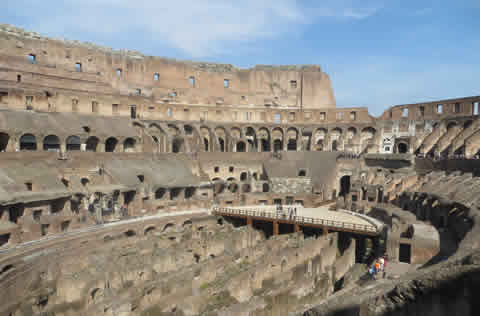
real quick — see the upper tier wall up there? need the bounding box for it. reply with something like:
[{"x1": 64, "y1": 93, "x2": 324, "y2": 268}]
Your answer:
[{"x1": 0, "y1": 24, "x2": 336, "y2": 110}]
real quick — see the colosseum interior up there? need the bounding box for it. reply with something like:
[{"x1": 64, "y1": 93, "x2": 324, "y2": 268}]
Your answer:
[{"x1": 0, "y1": 24, "x2": 480, "y2": 316}]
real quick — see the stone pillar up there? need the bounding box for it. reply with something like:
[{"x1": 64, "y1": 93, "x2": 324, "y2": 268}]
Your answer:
[{"x1": 273, "y1": 221, "x2": 279, "y2": 236}]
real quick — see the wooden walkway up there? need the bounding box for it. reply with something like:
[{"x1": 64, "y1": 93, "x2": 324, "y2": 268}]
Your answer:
[{"x1": 212, "y1": 206, "x2": 380, "y2": 236}]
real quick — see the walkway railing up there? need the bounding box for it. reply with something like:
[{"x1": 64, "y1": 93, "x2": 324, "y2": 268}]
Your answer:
[{"x1": 212, "y1": 206, "x2": 378, "y2": 235}]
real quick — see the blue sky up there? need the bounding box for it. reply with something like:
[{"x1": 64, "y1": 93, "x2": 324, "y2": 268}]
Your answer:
[{"x1": 2, "y1": 0, "x2": 479, "y2": 116}]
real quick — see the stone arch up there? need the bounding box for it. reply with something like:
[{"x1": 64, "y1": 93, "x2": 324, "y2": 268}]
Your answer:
[
  {"x1": 167, "y1": 124, "x2": 181, "y2": 137},
  {"x1": 215, "y1": 127, "x2": 227, "y2": 152},
  {"x1": 230, "y1": 127, "x2": 242, "y2": 140},
  {"x1": 124, "y1": 230, "x2": 136, "y2": 237},
  {"x1": 123, "y1": 137, "x2": 136, "y2": 152},
  {"x1": 19, "y1": 133, "x2": 37, "y2": 151},
  {"x1": 258, "y1": 127, "x2": 271, "y2": 152},
  {"x1": 162, "y1": 223, "x2": 175, "y2": 232},
  {"x1": 314, "y1": 128, "x2": 327, "y2": 151},
  {"x1": 105, "y1": 137, "x2": 118, "y2": 152},
  {"x1": 86, "y1": 136, "x2": 99, "y2": 152},
  {"x1": 272, "y1": 127, "x2": 284, "y2": 152},
  {"x1": 346, "y1": 127, "x2": 357, "y2": 140},
  {"x1": 66, "y1": 135, "x2": 81, "y2": 151},
  {"x1": 262, "y1": 183, "x2": 269, "y2": 192},
  {"x1": 144, "y1": 226, "x2": 156, "y2": 235},
  {"x1": 43, "y1": 135, "x2": 60, "y2": 151},
  {"x1": 287, "y1": 127, "x2": 298, "y2": 151}
]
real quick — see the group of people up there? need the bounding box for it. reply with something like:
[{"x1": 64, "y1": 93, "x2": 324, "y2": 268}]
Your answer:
[
  {"x1": 368, "y1": 256, "x2": 387, "y2": 279},
  {"x1": 275, "y1": 205, "x2": 298, "y2": 220}
]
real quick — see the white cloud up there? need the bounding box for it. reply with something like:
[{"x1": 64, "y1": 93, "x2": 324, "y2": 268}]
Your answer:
[{"x1": 7, "y1": 0, "x2": 381, "y2": 57}]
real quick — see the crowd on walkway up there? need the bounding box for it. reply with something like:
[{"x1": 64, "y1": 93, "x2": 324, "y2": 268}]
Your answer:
[{"x1": 368, "y1": 256, "x2": 387, "y2": 279}]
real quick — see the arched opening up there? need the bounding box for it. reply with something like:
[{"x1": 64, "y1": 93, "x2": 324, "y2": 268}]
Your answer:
[
  {"x1": 204, "y1": 138, "x2": 209, "y2": 151},
  {"x1": 218, "y1": 138, "x2": 225, "y2": 152},
  {"x1": 66, "y1": 135, "x2": 81, "y2": 151},
  {"x1": 398, "y1": 142, "x2": 408, "y2": 154},
  {"x1": 339, "y1": 175, "x2": 350, "y2": 197},
  {"x1": 236, "y1": 141, "x2": 246, "y2": 152},
  {"x1": 105, "y1": 137, "x2": 118, "y2": 152},
  {"x1": 261, "y1": 139, "x2": 270, "y2": 152},
  {"x1": 273, "y1": 139, "x2": 283, "y2": 152},
  {"x1": 228, "y1": 182, "x2": 238, "y2": 193},
  {"x1": 332, "y1": 140, "x2": 338, "y2": 152},
  {"x1": 242, "y1": 184, "x2": 251, "y2": 193},
  {"x1": 316, "y1": 139, "x2": 324, "y2": 151},
  {"x1": 43, "y1": 135, "x2": 60, "y2": 151},
  {"x1": 163, "y1": 223, "x2": 175, "y2": 232},
  {"x1": 240, "y1": 172, "x2": 247, "y2": 181},
  {"x1": 155, "y1": 188, "x2": 166, "y2": 199},
  {"x1": 0, "y1": 133, "x2": 9, "y2": 151},
  {"x1": 172, "y1": 138, "x2": 184, "y2": 153},
  {"x1": 185, "y1": 187, "x2": 196, "y2": 199},
  {"x1": 123, "y1": 138, "x2": 136, "y2": 152},
  {"x1": 124, "y1": 230, "x2": 136, "y2": 237},
  {"x1": 144, "y1": 226, "x2": 156, "y2": 235},
  {"x1": 85, "y1": 136, "x2": 99, "y2": 152},
  {"x1": 20, "y1": 134, "x2": 37, "y2": 151},
  {"x1": 262, "y1": 183, "x2": 269, "y2": 192},
  {"x1": 170, "y1": 188, "x2": 182, "y2": 200},
  {"x1": 287, "y1": 139, "x2": 297, "y2": 151}
]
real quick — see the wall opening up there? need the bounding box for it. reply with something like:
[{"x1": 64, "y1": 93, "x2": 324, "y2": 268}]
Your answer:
[
  {"x1": 224, "y1": 79, "x2": 230, "y2": 88},
  {"x1": 437, "y1": 104, "x2": 443, "y2": 114},
  {"x1": 474, "y1": 102, "x2": 479, "y2": 116},
  {"x1": 287, "y1": 139, "x2": 297, "y2": 151},
  {"x1": 399, "y1": 243, "x2": 411, "y2": 263},
  {"x1": 29, "y1": 54, "x2": 36, "y2": 64},
  {"x1": 298, "y1": 169, "x2": 306, "y2": 177},
  {"x1": 204, "y1": 138, "x2": 209, "y2": 151},
  {"x1": 262, "y1": 183, "x2": 269, "y2": 192},
  {"x1": 0, "y1": 132, "x2": 9, "y2": 152},
  {"x1": 332, "y1": 140, "x2": 338, "y2": 151},
  {"x1": 0, "y1": 233, "x2": 10, "y2": 247},
  {"x1": 189, "y1": 76, "x2": 195, "y2": 87},
  {"x1": 155, "y1": 188, "x2": 165, "y2": 199},
  {"x1": 398, "y1": 142, "x2": 408, "y2": 154},
  {"x1": 123, "y1": 138, "x2": 136, "y2": 152},
  {"x1": 75, "y1": 63, "x2": 82, "y2": 72},
  {"x1": 105, "y1": 137, "x2": 118, "y2": 152},
  {"x1": 86, "y1": 136, "x2": 99, "y2": 152},
  {"x1": 185, "y1": 187, "x2": 195, "y2": 199},
  {"x1": 339, "y1": 175, "x2": 350, "y2": 197},
  {"x1": 261, "y1": 139, "x2": 270, "y2": 152},
  {"x1": 236, "y1": 141, "x2": 246, "y2": 152},
  {"x1": 116, "y1": 68, "x2": 122, "y2": 78},
  {"x1": 43, "y1": 135, "x2": 60, "y2": 151},
  {"x1": 218, "y1": 138, "x2": 225, "y2": 152},
  {"x1": 66, "y1": 135, "x2": 81, "y2": 151},
  {"x1": 170, "y1": 188, "x2": 182, "y2": 200},
  {"x1": 240, "y1": 172, "x2": 247, "y2": 181},
  {"x1": 130, "y1": 105, "x2": 136, "y2": 119},
  {"x1": 154, "y1": 73, "x2": 159, "y2": 81},
  {"x1": 273, "y1": 139, "x2": 282, "y2": 152}
]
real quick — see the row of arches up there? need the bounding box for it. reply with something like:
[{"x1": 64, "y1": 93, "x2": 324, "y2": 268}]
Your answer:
[{"x1": 13, "y1": 133, "x2": 137, "y2": 152}]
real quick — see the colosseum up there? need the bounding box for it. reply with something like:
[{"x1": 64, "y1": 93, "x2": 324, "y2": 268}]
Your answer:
[{"x1": 0, "y1": 24, "x2": 479, "y2": 316}]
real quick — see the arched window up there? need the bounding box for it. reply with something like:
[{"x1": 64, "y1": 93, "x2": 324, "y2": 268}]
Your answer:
[
  {"x1": 155, "y1": 188, "x2": 166, "y2": 199},
  {"x1": 105, "y1": 137, "x2": 118, "y2": 152},
  {"x1": 273, "y1": 139, "x2": 282, "y2": 152},
  {"x1": 86, "y1": 136, "x2": 99, "y2": 152},
  {"x1": 218, "y1": 138, "x2": 225, "y2": 152},
  {"x1": 398, "y1": 143, "x2": 408, "y2": 154},
  {"x1": 43, "y1": 135, "x2": 60, "y2": 151},
  {"x1": 123, "y1": 138, "x2": 136, "y2": 152},
  {"x1": 262, "y1": 183, "x2": 269, "y2": 192},
  {"x1": 20, "y1": 134, "x2": 37, "y2": 151},
  {"x1": 66, "y1": 135, "x2": 81, "y2": 151}
]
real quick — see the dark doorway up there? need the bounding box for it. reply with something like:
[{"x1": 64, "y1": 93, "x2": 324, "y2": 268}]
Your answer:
[
  {"x1": 261, "y1": 139, "x2": 270, "y2": 152},
  {"x1": 398, "y1": 142, "x2": 408, "y2": 154},
  {"x1": 236, "y1": 141, "x2": 246, "y2": 152},
  {"x1": 20, "y1": 134, "x2": 37, "y2": 151},
  {"x1": 130, "y1": 105, "x2": 136, "y2": 119},
  {"x1": 204, "y1": 138, "x2": 209, "y2": 151},
  {"x1": 273, "y1": 139, "x2": 282, "y2": 152},
  {"x1": 287, "y1": 139, "x2": 297, "y2": 151},
  {"x1": 0, "y1": 133, "x2": 9, "y2": 151},
  {"x1": 339, "y1": 176, "x2": 350, "y2": 197},
  {"x1": 399, "y1": 243, "x2": 411, "y2": 263},
  {"x1": 332, "y1": 140, "x2": 338, "y2": 151},
  {"x1": 105, "y1": 137, "x2": 118, "y2": 152},
  {"x1": 218, "y1": 138, "x2": 225, "y2": 152},
  {"x1": 43, "y1": 135, "x2": 60, "y2": 151}
]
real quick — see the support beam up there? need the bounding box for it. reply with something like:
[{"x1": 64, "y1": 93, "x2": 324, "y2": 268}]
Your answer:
[
  {"x1": 294, "y1": 223, "x2": 301, "y2": 233},
  {"x1": 273, "y1": 221, "x2": 279, "y2": 236}
]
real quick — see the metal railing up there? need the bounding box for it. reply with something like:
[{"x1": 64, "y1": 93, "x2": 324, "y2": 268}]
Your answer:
[{"x1": 212, "y1": 206, "x2": 378, "y2": 234}]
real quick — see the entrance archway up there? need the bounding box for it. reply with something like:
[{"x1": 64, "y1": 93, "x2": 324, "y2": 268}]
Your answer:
[
  {"x1": 398, "y1": 142, "x2": 408, "y2": 154},
  {"x1": 43, "y1": 135, "x2": 60, "y2": 151},
  {"x1": 273, "y1": 139, "x2": 282, "y2": 152}
]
